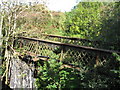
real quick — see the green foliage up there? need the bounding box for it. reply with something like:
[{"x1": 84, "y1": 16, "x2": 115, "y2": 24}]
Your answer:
[
  {"x1": 35, "y1": 53, "x2": 120, "y2": 89},
  {"x1": 0, "y1": 61, "x2": 6, "y2": 76},
  {"x1": 64, "y1": 2, "x2": 120, "y2": 51},
  {"x1": 35, "y1": 59, "x2": 82, "y2": 89},
  {"x1": 40, "y1": 49, "x2": 60, "y2": 59},
  {"x1": 99, "y1": 2, "x2": 120, "y2": 50},
  {"x1": 64, "y1": 2, "x2": 103, "y2": 39},
  {"x1": 1, "y1": 1, "x2": 120, "y2": 89},
  {"x1": 113, "y1": 53, "x2": 120, "y2": 61},
  {"x1": 81, "y1": 53, "x2": 120, "y2": 89},
  {"x1": 111, "y1": 53, "x2": 120, "y2": 76},
  {"x1": 0, "y1": 66, "x2": 4, "y2": 76}
]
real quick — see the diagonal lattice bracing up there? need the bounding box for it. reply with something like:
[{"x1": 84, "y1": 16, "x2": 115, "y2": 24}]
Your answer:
[{"x1": 14, "y1": 36, "x2": 119, "y2": 72}]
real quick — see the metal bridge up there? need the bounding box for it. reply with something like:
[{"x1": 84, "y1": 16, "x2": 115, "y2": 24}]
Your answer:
[
  {"x1": 4, "y1": 34, "x2": 119, "y2": 88},
  {"x1": 13, "y1": 34, "x2": 120, "y2": 70}
]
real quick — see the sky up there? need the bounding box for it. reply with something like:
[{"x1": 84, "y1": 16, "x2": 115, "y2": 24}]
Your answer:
[
  {"x1": 0, "y1": 0, "x2": 119, "y2": 12},
  {"x1": 47, "y1": 0, "x2": 78, "y2": 12},
  {"x1": 0, "y1": 0, "x2": 79, "y2": 12}
]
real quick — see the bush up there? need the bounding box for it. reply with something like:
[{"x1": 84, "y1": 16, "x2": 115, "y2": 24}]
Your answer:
[
  {"x1": 35, "y1": 59, "x2": 81, "y2": 89},
  {"x1": 35, "y1": 53, "x2": 120, "y2": 89}
]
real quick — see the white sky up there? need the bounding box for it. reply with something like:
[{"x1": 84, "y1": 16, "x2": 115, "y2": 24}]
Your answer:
[
  {"x1": 0, "y1": 0, "x2": 78, "y2": 12},
  {"x1": 47, "y1": 0, "x2": 78, "y2": 12},
  {"x1": 1, "y1": 0, "x2": 118, "y2": 12}
]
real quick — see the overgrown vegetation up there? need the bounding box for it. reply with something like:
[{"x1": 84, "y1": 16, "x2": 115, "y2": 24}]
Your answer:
[
  {"x1": 0, "y1": 0, "x2": 120, "y2": 89},
  {"x1": 16, "y1": 4, "x2": 65, "y2": 37},
  {"x1": 35, "y1": 53, "x2": 120, "y2": 89},
  {"x1": 36, "y1": 59, "x2": 81, "y2": 89},
  {"x1": 64, "y1": 2, "x2": 103, "y2": 39},
  {"x1": 64, "y1": 2, "x2": 120, "y2": 50},
  {"x1": 34, "y1": 1, "x2": 120, "y2": 89}
]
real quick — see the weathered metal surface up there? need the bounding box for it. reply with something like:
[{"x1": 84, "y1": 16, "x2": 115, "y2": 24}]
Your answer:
[
  {"x1": 14, "y1": 37, "x2": 120, "y2": 71},
  {"x1": 17, "y1": 36, "x2": 120, "y2": 54},
  {"x1": 21, "y1": 33, "x2": 119, "y2": 51}
]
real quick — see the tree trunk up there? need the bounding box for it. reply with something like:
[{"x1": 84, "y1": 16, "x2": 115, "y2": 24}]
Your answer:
[{"x1": 0, "y1": 15, "x2": 3, "y2": 65}]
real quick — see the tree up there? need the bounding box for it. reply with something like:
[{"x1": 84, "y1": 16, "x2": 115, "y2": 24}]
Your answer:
[
  {"x1": 16, "y1": 4, "x2": 65, "y2": 37},
  {"x1": 64, "y1": 2, "x2": 103, "y2": 39},
  {"x1": 99, "y1": 2, "x2": 120, "y2": 50},
  {"x1": 0, "y1": 3, "x2": 4, "y2": 73},
  {"x1": 0, "y1": 1, "x2": 29, "y2": 84}
]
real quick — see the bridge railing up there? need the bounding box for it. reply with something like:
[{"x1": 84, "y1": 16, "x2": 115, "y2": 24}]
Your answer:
[
  {"x1": 41, "y1": 34, "x2": 120, "y2": 51},
  {"x1": 20, "y1": 33, "x2": 119, "y2": 51},
  {"x1": 14, "y1": 36, "x2": 120, "y2": 70}
]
